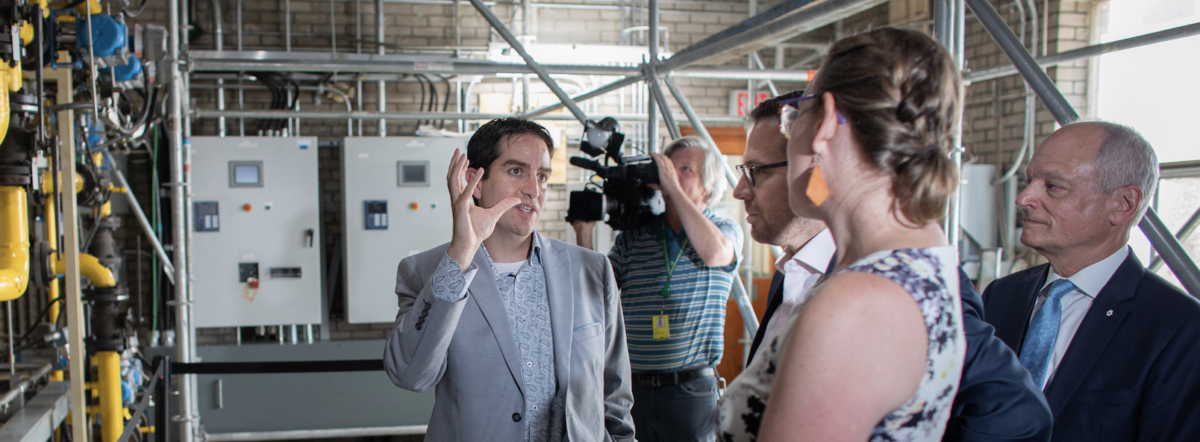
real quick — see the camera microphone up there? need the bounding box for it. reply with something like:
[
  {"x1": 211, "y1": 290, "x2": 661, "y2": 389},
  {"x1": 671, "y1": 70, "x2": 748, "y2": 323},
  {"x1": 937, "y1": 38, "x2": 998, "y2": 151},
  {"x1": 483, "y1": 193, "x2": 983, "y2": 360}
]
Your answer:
[{"x1": 569, "y1": 157, "x2": 608, "y2": 176}]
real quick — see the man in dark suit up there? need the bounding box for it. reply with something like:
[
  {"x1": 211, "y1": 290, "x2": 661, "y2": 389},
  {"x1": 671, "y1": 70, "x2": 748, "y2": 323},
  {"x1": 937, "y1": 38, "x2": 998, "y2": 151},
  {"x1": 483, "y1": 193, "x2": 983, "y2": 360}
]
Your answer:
[
  {"x1": 983, "y1": 121, "x2": 1200, "y2": 441},
  {"x1": 738, "y1": 93, "x2": 1052, "y2": 441}
]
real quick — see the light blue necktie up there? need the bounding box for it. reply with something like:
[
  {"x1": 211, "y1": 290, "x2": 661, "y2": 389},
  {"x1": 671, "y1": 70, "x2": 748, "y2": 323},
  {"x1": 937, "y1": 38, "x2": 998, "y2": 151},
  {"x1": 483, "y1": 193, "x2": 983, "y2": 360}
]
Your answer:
[{"x1": 1019, "y1": 278, "x2": 1078, "y2": 389}]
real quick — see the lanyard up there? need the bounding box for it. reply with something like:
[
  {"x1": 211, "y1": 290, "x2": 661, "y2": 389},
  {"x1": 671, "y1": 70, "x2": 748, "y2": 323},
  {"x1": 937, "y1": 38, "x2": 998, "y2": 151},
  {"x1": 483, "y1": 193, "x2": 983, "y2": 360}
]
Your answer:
[{"x1": 660, "y1": 222, "x2": 690, "y2": 299}]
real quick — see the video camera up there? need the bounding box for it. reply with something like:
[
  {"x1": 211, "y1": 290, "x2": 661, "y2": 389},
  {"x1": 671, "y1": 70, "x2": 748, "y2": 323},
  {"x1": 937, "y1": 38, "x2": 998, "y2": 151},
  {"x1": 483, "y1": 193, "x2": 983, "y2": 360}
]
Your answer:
[{"x1": 565, "y1": 117, "x2": 660, "y2": 231}]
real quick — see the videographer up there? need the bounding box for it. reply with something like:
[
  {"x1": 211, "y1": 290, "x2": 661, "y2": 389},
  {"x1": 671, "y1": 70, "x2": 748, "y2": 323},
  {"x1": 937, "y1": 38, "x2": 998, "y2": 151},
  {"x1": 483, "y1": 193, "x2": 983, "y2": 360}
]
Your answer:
[{"x1": 573, "y1": 136, "x2": 742, "y2": 442}]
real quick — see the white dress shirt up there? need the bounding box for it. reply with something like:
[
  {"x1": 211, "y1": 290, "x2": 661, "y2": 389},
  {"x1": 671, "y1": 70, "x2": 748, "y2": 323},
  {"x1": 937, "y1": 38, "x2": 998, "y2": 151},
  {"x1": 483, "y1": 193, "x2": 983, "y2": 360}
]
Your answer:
[
  {"x1": 1031, "y1": 246, "x2": 1129, "y2": 388},
  {"x1": 761, "y1": 228, "x2": 836, "y2": 350}
]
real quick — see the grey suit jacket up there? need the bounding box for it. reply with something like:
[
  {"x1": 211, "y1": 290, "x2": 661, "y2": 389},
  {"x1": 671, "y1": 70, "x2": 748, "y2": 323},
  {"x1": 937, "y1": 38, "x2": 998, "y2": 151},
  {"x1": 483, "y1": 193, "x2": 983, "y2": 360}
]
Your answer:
[{"x1": 383, "y1": 231, "x2": 636, "y2": 442}]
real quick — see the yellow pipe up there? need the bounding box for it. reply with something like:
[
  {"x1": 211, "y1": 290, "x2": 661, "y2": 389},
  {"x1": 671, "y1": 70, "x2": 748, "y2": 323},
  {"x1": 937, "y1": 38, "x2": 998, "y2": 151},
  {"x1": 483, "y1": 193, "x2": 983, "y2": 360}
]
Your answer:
[
  {"x1": 96, "y1": 351, "x2": 122, "y2": 442},
  {"x1": 31, "y1": 0, "x2": 49, "y2": 17},
  {"x1": 0, "y1": 187, "x2": 30, "y2": 301},
  {"x1": 0, "y1": 58, "x2": 23, "y2": 146},
  {"x1": 41, "y1": 163, "x2": 63, "y2": 381},
  {"x1": 53, "y1": 253, "x2": 116, "y2": 288}
]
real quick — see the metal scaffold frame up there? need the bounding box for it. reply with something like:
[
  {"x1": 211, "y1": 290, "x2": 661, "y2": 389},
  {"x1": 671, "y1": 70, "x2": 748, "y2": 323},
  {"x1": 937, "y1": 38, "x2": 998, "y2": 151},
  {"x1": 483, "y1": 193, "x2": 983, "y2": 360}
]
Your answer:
[{"x1": 159, "y1": 0, "x2": 1200, "y2": 438}]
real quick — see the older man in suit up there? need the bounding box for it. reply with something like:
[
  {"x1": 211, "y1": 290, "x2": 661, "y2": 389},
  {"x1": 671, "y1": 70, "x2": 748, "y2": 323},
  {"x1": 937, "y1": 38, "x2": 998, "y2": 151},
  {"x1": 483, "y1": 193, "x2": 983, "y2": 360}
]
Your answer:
[
  {"x1": 739, "y1": 92, "x2": 1052, "y2": 442},
  {"x1": 383, "y1": 118, "x2": 636, "y2": 442},
  {"x1": 983, "y1": 121, "x2": 1200, "y2": 441}
]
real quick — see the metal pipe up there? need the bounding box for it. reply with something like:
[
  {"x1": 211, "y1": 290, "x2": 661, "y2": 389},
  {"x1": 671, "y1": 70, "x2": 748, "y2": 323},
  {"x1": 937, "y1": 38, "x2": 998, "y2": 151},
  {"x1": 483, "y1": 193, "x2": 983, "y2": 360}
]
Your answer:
[
  {"x1": 110, "y1": 167, "x2": 176, "y2": 280},
  {"x1": 647, "y1": 78, "x2": 679, "y2": 139},
  {"x1": 647, "y1": 0, "x2": 659, "y2": 150},
  {"x1": 237, "y1": 0, "x2": 245, "y2": 134},
  {"x1": 658, "y1": 0, "x2": 884, "y2": 73},
  {"x1": 965, "y1": 0, "x2": 1200, "y2": 299},
  {"x1": 966, "y1": 21, "x2": 1200, "y2": 83},
  {"x1": 195, "y1": 109, "x2": 747, "y2": 123},
  {"x1": 524, "y1": 76, "x2": 639, "y2": 118},
  {"x1": 204, "y1": 426, "x2": 429, "y2": 442},
  {"x1": 0, "y1": 363, "x2": 52, "y2": 410},
  {"x1": 749, "y1": 52, "x2": 779, "y2": 97},
  {"x1": 98, "y1": 351, "x2": 122, "y2": 442},
  {"x1": 1150, "y1": 206, "x2": 1200, "y2": 272},
  {"x1": 933, "y1": 0, "x2": 948, "y2": 47},
  {"x1": 944, "y1": 0, "x2": 964, "y2": 249},
  {"x1": 168, "y1": 0, "x2": 197, "y2": 438},
  {"x1": 376, "y1": 0, "x2": 386, "y2": 136},
  {"x1": 83, "y1": 4, "x2": 100, "y2": 125},
  {"x1": 663, "y1": 77, "x2": 722, "y2": 173},
  {"x1": 285, "y1": 0, "x2": 292, "y2": 52},
  {"x1": 0, "y1": 187, "x2": 29, "y2": 301},
  {"x1": 964, "y1": 0, "x2": 1077, "y2": 123},
  {"x1": 212, "y1": 0, "x2": 225, "y2": 136},
  {"x1": 189, "y1": 52, "x2": 815, "y2": 80},
  {"x1": 6, "y1": 303, "x2": 13, "y2": 381},
  {"x1": 466, "y1": 0, "x2": 590, "y2": 124},
  {"x1": 1141, "y1": 211, "x2": 1200, "y2": 299}
]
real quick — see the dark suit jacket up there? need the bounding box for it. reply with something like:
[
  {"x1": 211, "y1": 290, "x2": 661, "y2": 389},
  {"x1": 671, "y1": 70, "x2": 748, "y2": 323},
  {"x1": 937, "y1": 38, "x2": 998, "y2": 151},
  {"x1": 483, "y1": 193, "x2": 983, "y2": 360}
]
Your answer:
[
  {"x1": 983, "y1": 251, "x2": 1200, "y2": 442},
  {"x1": 747, "y1": 267, "x2": 1052, "y2": 441}
]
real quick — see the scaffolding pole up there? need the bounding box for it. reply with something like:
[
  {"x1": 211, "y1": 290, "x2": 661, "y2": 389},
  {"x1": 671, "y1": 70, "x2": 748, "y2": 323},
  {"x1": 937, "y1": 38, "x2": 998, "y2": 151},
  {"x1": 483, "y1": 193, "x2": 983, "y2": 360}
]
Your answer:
[
  {"x1": 646, "y1": 0, "x2": 660, "y2": 150},
  {"x1": 168, "y1": 0, "x2": 197, "y2": 439},
  {"x1": 966, "y1": 21, "x2": 1200, "y2": 83},
  {"x1": 658, "y1": 0, "x2": 884, "y2": 73},
  {"x1": 964, "y1": 0, "x2": 1200, "y2": 299},
  {"x1": 193, "y1": 109, "x2": 746, "y2": 123},
  {"x1": 466, "y1": 0, "x2": 589, "y2": 124},
  {"x1": 523, "y1": 76, "x2": 641, "y2": 119}
]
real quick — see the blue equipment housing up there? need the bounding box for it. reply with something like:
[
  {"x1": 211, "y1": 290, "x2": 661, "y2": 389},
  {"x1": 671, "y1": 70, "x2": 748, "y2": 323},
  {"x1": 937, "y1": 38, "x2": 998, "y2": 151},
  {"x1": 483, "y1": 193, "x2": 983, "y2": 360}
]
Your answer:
[
  {"x1": 110, "y1": 54, "x2": 142, "y2": 82},
  {"x1": 76, "y1": 14, "x2": 127, "y2": 58}
]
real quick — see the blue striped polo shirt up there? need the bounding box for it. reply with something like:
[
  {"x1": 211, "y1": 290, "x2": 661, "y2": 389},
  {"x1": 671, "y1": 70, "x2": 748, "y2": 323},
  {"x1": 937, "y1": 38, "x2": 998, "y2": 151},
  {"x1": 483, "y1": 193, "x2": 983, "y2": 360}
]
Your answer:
[{"x1": 608, "y1": 211, "x2": 743, "y2": 373}]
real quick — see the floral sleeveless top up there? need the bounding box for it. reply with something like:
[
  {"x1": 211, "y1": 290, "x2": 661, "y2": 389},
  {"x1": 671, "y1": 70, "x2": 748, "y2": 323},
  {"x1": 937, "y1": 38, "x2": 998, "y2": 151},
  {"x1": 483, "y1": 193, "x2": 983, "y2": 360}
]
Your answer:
[{"x1": 715, "y1": 247, "x2": 966, "y2": 441}]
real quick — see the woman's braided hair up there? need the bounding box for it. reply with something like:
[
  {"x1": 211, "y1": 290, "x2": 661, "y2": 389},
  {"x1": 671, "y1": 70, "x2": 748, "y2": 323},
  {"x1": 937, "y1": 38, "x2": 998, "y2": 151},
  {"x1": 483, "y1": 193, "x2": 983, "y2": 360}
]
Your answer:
[{"x1": 810, "y1": 27, "x2": 962, "y2": 226}]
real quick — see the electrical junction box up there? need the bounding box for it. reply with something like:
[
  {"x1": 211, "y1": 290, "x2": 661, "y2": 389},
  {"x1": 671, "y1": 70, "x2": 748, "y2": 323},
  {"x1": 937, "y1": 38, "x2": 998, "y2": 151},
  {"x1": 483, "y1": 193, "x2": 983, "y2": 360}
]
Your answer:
[
  {"x1": 190, "y1": 137, "x2": 322, "y2": 327},
  {"x1": 343, "y1": 137, "x2": 460, "y2": 323},
  {"x1": 364, "y1": 200, "x2": 388, "y2": 230}
]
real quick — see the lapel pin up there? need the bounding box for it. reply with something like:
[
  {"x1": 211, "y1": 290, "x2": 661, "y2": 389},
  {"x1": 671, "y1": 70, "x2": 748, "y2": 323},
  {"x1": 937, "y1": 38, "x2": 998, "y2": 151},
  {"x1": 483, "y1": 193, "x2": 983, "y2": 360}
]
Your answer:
[{"x1": 1107, "y1": 310, "x2": 1114, "y2": 317}]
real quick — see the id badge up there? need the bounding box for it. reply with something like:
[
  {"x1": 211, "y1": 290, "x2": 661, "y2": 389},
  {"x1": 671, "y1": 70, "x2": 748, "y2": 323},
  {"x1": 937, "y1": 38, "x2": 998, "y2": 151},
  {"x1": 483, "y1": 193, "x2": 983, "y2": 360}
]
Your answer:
[{"x1": 652, "y1": 315, "x2": 670, "y2": 340}]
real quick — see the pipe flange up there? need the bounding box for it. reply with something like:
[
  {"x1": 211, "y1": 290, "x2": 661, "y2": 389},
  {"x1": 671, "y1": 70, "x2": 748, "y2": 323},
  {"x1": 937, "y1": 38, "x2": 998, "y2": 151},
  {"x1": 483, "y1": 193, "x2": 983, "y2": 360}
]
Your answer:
[
  {"x1": 9, "y1": 93, "x2": 37, "y2": 114},
  {"x1": 99, "y1": 215, "x2": 122, "y2": 229},
  {"x1": 87, "y1": 337, "x2": 125, "y2": 352},
  {"x1": 29, "y1": 241, "x2": 52, "y2": 290},
  {"x1": 83, "y1": 286, "x2": 129, "y2": 302},
  {"x1": 0, "y1": 173, "x2": 29, "y2": 185},
  {"x1": 75, "y1": 163, "x2": 109, "y2": 207}
]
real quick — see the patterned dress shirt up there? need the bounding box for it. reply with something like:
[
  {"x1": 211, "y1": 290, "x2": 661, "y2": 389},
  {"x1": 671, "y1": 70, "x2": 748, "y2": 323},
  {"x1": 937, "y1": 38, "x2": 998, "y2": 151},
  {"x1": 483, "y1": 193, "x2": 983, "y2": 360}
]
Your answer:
[{"x1": 429, "y1": 236, "x2": 563, "y2": 442}]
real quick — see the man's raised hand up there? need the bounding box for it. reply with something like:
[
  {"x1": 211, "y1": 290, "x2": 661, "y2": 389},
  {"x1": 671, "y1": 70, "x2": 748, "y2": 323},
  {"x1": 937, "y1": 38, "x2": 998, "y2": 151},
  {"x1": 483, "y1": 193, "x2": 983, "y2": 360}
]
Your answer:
[{"x1": 445, "y1": 149, "x2": 520, "y2": 271}]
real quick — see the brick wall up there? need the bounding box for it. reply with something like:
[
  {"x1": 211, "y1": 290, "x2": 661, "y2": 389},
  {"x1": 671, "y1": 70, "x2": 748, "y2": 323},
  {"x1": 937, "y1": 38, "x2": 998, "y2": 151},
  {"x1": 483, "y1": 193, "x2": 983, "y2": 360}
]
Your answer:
[
  {"x1": 105, "y1": 0, "x2": 1099, "y2": 344},
  {"x1": 961, "y1": 0, "x2": 1097, "y2": 170}
]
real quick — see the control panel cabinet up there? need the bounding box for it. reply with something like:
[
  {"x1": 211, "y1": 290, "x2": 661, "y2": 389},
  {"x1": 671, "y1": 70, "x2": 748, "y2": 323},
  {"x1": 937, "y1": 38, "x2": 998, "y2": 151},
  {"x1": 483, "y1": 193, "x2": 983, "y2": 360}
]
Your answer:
[
  {"x1": 190, "y1": 137, "x2": 322, "y2": 327},
  {"x1": 343, "y1": 137, "x2": 459, "y2": 323}
]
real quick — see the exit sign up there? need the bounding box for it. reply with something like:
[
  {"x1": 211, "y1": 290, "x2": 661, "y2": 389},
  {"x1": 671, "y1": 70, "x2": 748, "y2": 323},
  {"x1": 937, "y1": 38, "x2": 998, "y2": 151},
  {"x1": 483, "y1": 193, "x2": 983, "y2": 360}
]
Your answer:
[{"x1": 730, "y1": 91, "x2": 772, "y2": 116}]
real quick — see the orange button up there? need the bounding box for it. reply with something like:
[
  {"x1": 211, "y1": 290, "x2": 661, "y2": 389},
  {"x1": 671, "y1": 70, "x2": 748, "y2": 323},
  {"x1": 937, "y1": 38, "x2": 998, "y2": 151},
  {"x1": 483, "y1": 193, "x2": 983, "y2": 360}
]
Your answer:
[
  {"x1": 243, "y1": 204, "x2": 252, "y2": 212},
  {"x1": 409, "y1": 202, "x2": 419, "y2": 211}
]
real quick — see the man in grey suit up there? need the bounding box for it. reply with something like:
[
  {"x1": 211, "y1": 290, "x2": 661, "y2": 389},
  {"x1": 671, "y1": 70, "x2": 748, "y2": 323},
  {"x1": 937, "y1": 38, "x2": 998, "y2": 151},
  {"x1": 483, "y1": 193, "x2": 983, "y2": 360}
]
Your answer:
[{"x1": 384, "y1": 118, "x2": 636, "y2": 442}]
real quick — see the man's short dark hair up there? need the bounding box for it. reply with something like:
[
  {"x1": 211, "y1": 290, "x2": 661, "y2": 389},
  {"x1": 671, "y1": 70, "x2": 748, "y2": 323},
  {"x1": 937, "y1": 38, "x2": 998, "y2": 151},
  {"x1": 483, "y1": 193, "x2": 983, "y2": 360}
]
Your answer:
[
  {"x1": 747, "y1": 90, "x2": 807, "y2": 123},
  {"x1": 467, "y1": 118, "x2": 556, "y2": 178}
]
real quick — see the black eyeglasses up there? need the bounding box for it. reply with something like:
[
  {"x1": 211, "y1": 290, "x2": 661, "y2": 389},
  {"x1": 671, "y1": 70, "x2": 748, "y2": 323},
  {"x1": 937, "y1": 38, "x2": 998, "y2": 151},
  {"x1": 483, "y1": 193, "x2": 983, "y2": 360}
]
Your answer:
[{"x1": 735, "y1": 161, "x2": 787, "y2": 188}]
